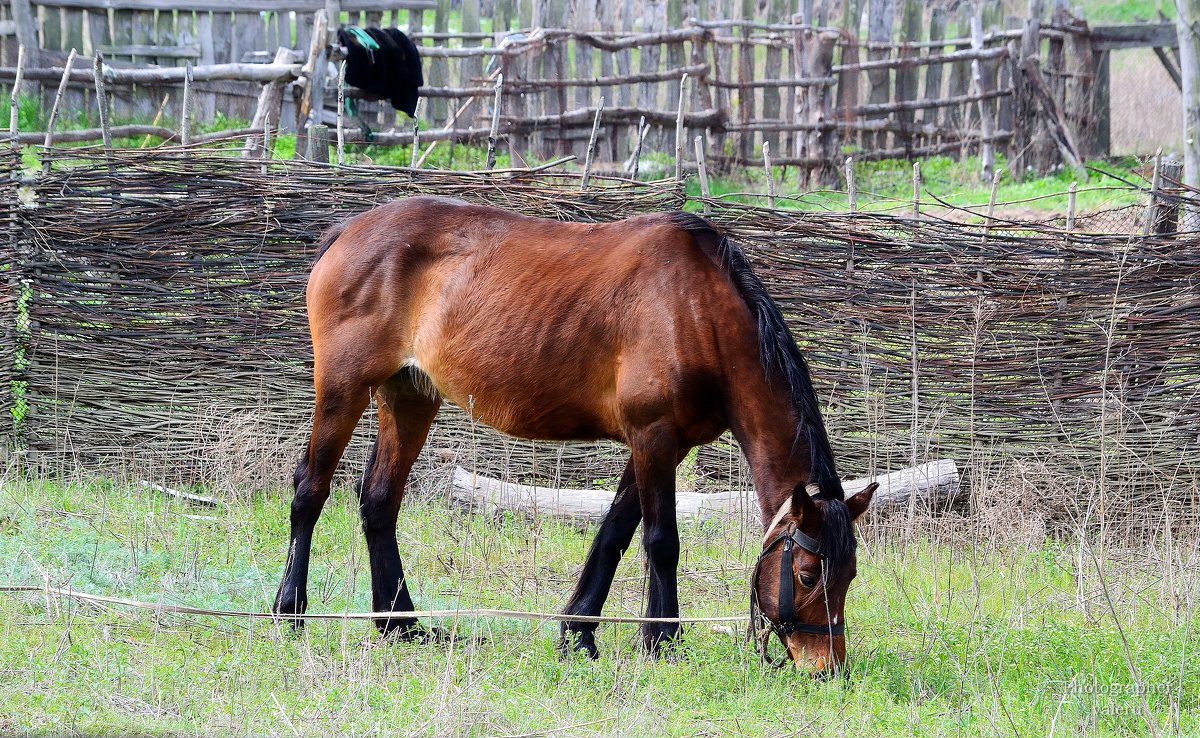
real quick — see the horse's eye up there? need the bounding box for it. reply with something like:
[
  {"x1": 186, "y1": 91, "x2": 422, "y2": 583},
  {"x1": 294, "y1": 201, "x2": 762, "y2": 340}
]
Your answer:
[{"x1": 799, "y1": 573, "x2": 817, "y2": 588}]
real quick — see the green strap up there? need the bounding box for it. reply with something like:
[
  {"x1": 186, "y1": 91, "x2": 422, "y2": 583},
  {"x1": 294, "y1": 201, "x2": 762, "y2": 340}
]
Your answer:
[{"x1": 347, "y1": 26, "x2": 379, "y2": 51}]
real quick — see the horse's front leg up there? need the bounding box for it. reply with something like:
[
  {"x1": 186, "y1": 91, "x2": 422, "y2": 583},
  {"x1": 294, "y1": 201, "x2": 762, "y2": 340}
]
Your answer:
[
  {"x1": 631, "y1": 425, "x2": 682, "y2": 655},
  {"x1": 560, "y1": 459, "x2": 642, "y2": 658}
]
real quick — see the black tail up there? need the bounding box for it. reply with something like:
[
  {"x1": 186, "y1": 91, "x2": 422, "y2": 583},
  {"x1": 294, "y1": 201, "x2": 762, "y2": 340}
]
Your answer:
[{"x1": 667, "y1": 211, "x2": 844, "y2": 500}]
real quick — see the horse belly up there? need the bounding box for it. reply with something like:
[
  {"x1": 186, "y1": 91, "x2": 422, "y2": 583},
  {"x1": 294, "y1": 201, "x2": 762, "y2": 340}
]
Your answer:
[{"x1": 414, "y1": 335, "x2": 620, "y2": 443}]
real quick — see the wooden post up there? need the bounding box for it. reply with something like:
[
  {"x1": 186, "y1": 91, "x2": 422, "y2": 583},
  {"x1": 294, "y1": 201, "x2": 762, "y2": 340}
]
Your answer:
[
  {"x1": 629, "y1": 116, "x2": 648, "y2": 180},
  {"x1": 486, "y1": 73, "x2": 503, "y2": 170},
  {"x1": 9, "y1": 45, "x2": 24, "y2": 151},
  {"x1": 971, "y1": 15, "x2": 995, "y2": 181},
  {"x1": 737, "y1": 0, "x2": 754, "y2": 161},
  {"x1": 181, "y1": 62, "x2": 194, "y2": 147},
  {"x1": 1066, "y1": 180, "x2": 1077, "y2": 234},
  {"x1": 336, "y1": 60, "x2": 346, "y2": 166},
  {"x1": 695, "y1": 134, "x2": 711, "y2": 215},
  {"x1": 912, "y1": 161, "x2": 920, "y2": 218},
  {"x1": 10, "y1": 0, "x2": 39, "y2": 60},
  {"x1": 921, "y1": 9, "x2": 947, "y2": 151},
  {"x1": 763, "y1": 141, "x2": 776, "y2": 208},
  {"x1": 409, "y1": 100, "x2": 424, "y2": 168},
  {"x1": 846, "y1": 157, "x2": 857, "y2": 212},
  {"x1": 581, "y1": 97, "x2": 604, "y2": 191},
  {"x1": 1156, "y1": 160, "x2": 1183, "y2": 234},
  {"x1": 261, "y1": 115, "x2": 272, "y2": 173},
  {"x1": 895, "y1": 0, "x2": 922, "y2": 154},
  {"x1": 93, "y1": 52, "x2": 112, "y2": 152},
  {"x1": 1179, "y1": 0, "x2": 1200, "y2": 204},
  {"x1": 982, "y1": 167, "x2": 1002, "y2": 243},
  {"x1": 865, "y1": 0, "x2": 896, "y2": 151},
  {"x1": 794, "y1": 28, "x2": 840, "y2": 187},
  {"x1": 42, "y1": 48, "x2": 76, "y2": 171},
  {"x1": 1142, "y1": 148, "x2": 1163, "y2": 235},
  {"x1": 675, "y1": 73, "x2": 688, "y2": 185},
  {"x1": 306, "y1": 123, "x2": 330, "y2": 163}
]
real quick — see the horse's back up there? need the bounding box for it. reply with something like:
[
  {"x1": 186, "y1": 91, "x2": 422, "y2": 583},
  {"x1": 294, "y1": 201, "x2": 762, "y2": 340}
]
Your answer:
[{"x1": 309, "y1": 198, "x2": 748, "y2": 445}]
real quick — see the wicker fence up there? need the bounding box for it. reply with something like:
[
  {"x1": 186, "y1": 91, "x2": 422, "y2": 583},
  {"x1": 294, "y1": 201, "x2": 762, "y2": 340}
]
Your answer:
[{"x1": 1, "y1": 149, "x2": 1198, "y2": 524}]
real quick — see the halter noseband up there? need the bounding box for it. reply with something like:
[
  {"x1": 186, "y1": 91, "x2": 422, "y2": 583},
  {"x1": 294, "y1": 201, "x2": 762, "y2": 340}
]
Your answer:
[{"x1": 751, "y1": 512, "x2": 844, "y2": 665}]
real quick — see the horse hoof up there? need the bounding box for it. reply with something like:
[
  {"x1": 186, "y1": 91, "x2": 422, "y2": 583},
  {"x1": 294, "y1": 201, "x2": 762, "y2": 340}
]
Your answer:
[
  {"x1": 377, "y1": 618, "x2": 444, "y2": 644},
  {"x1": 272, "y1": 591, "x2": 307, "y2": 630},
  {"x1": 641, "y1": 626, "x2": 681, "y2": 659},
  {"x1": 558, "y1": 625, "x2": 600, "y2": 660}
]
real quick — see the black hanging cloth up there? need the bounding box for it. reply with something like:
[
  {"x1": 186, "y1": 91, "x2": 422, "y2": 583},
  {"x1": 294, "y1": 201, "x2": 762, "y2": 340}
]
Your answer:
[{"x1": 337, "y1": 26, "x2": 424, "y2": 117}]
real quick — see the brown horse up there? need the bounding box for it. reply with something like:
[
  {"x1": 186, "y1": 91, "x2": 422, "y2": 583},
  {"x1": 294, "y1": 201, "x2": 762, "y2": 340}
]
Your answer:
[{"x1": 273, "y1": 196, "x2": 876, "y2": 673}]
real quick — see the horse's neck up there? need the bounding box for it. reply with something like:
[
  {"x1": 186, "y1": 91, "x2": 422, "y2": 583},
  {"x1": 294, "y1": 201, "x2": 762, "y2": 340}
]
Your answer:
[{"x1": 725, "y1": 371, "x2": 809, "y2": 527}]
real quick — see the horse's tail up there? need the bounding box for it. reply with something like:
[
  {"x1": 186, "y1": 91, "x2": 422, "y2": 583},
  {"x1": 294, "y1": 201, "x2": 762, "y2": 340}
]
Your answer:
[{"x1": 312, "y1": 221, "x2": 348, "y2": 263}]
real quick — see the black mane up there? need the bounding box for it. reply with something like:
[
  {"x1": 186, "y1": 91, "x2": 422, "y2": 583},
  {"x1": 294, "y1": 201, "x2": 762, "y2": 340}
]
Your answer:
[{"x1": 666, "y1": 211, "x2": 845, "y2": 501}]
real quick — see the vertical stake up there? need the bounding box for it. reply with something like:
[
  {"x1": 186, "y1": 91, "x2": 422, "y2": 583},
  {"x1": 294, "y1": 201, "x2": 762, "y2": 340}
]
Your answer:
[
  {"x1": 1142, "y1": 147, "x2": 1163, "y2": 235},
  {"x1": 1066, "y1": 180, "x2": 1077, "y2": 236},
  {"x1": 43, "y1": 48, "x2": 77, "y2": 172},
  {"x1": 845, "y1": 157, "x2": 857, "y2": 213},
  {"x1": 93, "y1": 53, "x2": 112, "y2": 152},
  {"x1": 982, "y1": 167, "x2": 1002, "y2": 244},
  {"x1": 629, "y1": 115, "x2": 648, "y2": 180},
  {"x1": 9, "y1": 45, "x2": 25, "y2": 151},
  {"x1": 336, "y1": 60, "x2": 346, "y2": 166},
  {"x1": 763, "y1": 141, "x2": 776, "y2": 208},
  {"x1": 674, "y1": 72, "x2": 688, "y2": 184},
  {"x1": 261, "y1": 115, "x2": 272, "y2": 174},
  {"x1": 694, "y1": 134, "x2": 711, "y2": 216},
  {"x1": 581, "y1": 96, "x2": 604, "y2": 191},
  {"x1": 181, "y1": 62, "x2": 194, "y2": 147},
  {"x1": 912, "y1": 161, "x2": 921, "y2": 218},
  {"x1": 410, "y1": 98, "x2": 424, "y2": 168},
  {"x1": 485, "y1": 72, "x2": 504, "y2": 170}
]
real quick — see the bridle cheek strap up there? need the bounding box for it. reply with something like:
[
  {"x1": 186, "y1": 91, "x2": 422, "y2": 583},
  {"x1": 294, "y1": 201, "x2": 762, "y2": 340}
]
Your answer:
[{"x1": 754, "y1": 527, "x2": 845, "y2": 649}]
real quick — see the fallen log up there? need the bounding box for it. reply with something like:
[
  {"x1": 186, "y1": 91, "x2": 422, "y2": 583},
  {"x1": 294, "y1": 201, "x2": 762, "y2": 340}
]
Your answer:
[{"x1": 449, "y1": 459, "x2": 960, "y2": 526}]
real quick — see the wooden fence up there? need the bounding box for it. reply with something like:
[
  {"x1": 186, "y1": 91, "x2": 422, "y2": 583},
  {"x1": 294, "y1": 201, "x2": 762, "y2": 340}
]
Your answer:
[
  {"x1": 1, "y1": 148, "x2": 1197, "y2": 528},
  {"x1": 0, "y1": 0, "x2": 1177, "y2": 179}
]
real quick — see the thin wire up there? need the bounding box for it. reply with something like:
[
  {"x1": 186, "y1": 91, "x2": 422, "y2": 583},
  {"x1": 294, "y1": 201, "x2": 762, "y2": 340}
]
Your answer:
[{"x1": 0, "y1": 585, "x2": 750, "y2": 625}]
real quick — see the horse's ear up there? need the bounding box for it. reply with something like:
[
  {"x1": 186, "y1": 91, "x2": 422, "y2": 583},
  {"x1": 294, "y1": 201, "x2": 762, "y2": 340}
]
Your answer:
[
  {"x1": 791, "y1": 482, "x2": 818, "y2": 519},
  {"x1": 845, "y1": 482, "x2": 878, "y2": 521}
]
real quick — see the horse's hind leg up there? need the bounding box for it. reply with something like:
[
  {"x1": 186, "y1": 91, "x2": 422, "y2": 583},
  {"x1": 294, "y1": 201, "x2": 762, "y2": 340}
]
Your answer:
[
  {"x1": 559, "y1": 459, "x2": 641, "y2": 659},
  {"x1": 356, "y1": 369, "x2": 441, "y2": 637},
  {"x1": 273, "y1": 379, "x2": 372, "y2": 627}
]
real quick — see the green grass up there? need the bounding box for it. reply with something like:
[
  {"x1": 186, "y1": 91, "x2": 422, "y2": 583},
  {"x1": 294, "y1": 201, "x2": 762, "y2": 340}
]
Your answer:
[
  {"x1": 689, "y1": 153, "x2": 1147, "y2": 217},
  {"x1": 0, "y1": 476, "x2": 1194, "y2": 736}
]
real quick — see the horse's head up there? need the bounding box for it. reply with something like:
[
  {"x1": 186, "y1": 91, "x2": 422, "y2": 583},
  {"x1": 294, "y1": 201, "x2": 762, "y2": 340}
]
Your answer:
[{"x1": 751, "y1": 482, "x2": 876, "y2": 676}]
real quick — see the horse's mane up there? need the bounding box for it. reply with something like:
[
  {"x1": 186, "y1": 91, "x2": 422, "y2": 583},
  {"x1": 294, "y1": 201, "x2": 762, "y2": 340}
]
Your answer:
[
  {"x1": 666, "y1": 211, "x2": 845, "y2": 502},
  {"x1": 312, "y1": 221, "x2": 348, "y2": 263}
]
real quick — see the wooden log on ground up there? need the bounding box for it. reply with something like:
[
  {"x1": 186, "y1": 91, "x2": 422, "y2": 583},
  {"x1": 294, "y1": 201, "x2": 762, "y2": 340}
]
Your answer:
[{"x1": 449, "y1": 459, "x2": 961, "y2": 526}]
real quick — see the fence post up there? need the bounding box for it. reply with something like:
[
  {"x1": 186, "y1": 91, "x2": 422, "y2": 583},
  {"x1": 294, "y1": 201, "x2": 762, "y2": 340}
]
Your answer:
[
  {"x1": 92, "y1": 53, "x2": 112, "y2": 153},
  {"x1": 581, "y1": 97, "x2": 604, "y2": 191},
  {"x1": 42, "y1": 48, "x2": 76, "y2": 172},
  {"x1": 336, "y1": 60, "x2": 347, "y2": 166},
  {"x1": 1142, "y1": 148, "x2": 1163, "y2": 235},
  {"x1": 694, "y1": 134, "x2": 711, "y2": 215},
  {"x1": 306, "y1": 124, "x2": 330, "y2": 163},
  {"x1": 675, "y1": 74, "x2": 688, "y2": 185},
  {"x1": 912, "y1": 161, "x2": 921, "y2": 218},
  {"x1": 181, "y1": 62, "x2": 194, "y2": 147},
  {"x1": 629, "y1": 116, "x2": 648, "y2": 180},
  {"x1": 971, "y1": 14, "x2": 996, "y2": 182},
  {"x1": 9, "y1": 46, "x2": 24, "y2": 152},
  {"x1": 763, "y1": 141, "x2": 776, "y2": 208},
  {"x1": 486, "y1": 73, "x2": 504, "y2": 170},
  {"x1": 1156, "y1": 160, "x2": 1183, "y2": 234},
  {"x1": 846, "y1": 157, "x2": 857, "y2": 213}
]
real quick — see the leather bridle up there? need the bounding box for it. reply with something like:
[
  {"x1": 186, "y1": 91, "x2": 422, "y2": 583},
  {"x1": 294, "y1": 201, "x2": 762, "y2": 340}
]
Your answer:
[{"x1": 750, "y1": 517, "x2": 844, "y2": 666}]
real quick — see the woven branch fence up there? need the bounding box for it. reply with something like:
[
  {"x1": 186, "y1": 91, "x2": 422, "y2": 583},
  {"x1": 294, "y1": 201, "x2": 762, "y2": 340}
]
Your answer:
[{"x1": 1, "y1": 148, "x2": 1198, "y2": 527}]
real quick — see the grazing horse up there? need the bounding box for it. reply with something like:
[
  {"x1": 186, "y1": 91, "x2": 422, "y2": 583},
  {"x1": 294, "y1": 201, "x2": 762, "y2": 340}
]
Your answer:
[{"x1": 273, "y1": 196, "x2": 876, "y2": 673}]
